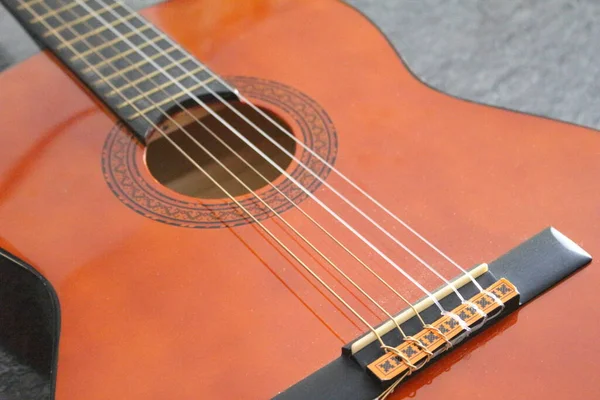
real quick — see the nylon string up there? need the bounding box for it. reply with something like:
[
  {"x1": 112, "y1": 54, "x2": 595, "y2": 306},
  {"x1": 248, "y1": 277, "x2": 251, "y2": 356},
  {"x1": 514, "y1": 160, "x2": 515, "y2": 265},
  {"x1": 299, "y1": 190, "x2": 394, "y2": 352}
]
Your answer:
[
  {"x1": 77, "y1": 0, "x2": 480, "y2": 319},
  {"x1": 80, "y1": 0, "x2": 469, "y2": 315},
  {"x1": 124, "y1": 2, "x2": 500, "y2": 304},
  {"x1": 28, "y1": 0, "x2": 485, "y2": 330},
  {"x1": 94, "y1": 0, "x2": 502, "y2": 317},
  {"x1": 61, "y1": 0, "x2": 436, "y2": 329},
  {"x1": 41, "y1": 0, "x2": 436, "y2": 338},
  {"x1": 108, "y1": 0, "x2": 496, "y2": 303},
  {"x1": 18, "y1": 0, "x2": 402, "y2": 347},
  {"x1": 19, "y1": 0, "x2": 505, "y2": 343}
]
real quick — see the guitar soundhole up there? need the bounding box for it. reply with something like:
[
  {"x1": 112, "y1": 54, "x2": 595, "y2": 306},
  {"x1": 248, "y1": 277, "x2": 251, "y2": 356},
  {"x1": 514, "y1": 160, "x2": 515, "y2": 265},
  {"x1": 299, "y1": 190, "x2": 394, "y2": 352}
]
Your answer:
[
  {"x1": 145, "y1": 100, "x2": 296, "y2": 199},
  {"x1": 103, "y1": 76, "x2": 337, "y2": 229}
]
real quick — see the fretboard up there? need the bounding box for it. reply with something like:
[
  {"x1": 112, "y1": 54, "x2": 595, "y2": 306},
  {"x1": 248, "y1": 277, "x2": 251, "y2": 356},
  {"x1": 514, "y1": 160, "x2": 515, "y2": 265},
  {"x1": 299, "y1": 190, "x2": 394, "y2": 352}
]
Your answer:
[{"x1": 2, "y1": 0, "x2": 234, "y2": 143}]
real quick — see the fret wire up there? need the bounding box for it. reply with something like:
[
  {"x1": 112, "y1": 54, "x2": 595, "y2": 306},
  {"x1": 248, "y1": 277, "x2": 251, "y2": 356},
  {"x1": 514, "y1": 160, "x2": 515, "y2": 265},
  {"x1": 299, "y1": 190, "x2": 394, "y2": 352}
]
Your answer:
[
  {"x1": 87, "y1": 46, "x2": 179, "y2": 79},
  {"x1": 17, "y1": 0, "x2": 43, "y2": 9},
  {"x1": 42, "y1": 2, "x2": 121, "y2": 37},
  {"x1": 128, "y1": 76, "x2": 216, "y2": 119},
  {"x1": 104, "y1": 55, "x2": 192, "y2": 95},
  {"x1": 70, "y1": 25, "x2": 151, "y2": 61},
  {"x1": 27, "y1": 6, "x2": 74, "y2": 48},
  {"x1": 29, "y1": 0, "x2": 82, "y2": 23},
  {"x1": 81, "y1": 35, "x2": 163, "y2": 73},
  {"x1": 94, "y1": 53, "x2": 191, "y2": 84},
  {"x1": 56, "y1": 13, "x2": 128, "y2": 48},
  {"x1": 40, "y1": 1, "x2": 213, "y2": 126},
  {"x1": 116, "y1": 65, "x2": 205, "y2": 107}
]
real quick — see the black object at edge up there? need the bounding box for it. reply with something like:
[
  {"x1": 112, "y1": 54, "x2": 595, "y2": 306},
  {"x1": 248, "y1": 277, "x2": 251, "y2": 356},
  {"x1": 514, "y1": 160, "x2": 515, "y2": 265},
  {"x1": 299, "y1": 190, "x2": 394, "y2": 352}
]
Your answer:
[
  {"x1": 274, "y1": 227, "x2": 592, "y2": 400},
  {"x1": 0, "y1": 249, "x2": 60, "y2": 399}
]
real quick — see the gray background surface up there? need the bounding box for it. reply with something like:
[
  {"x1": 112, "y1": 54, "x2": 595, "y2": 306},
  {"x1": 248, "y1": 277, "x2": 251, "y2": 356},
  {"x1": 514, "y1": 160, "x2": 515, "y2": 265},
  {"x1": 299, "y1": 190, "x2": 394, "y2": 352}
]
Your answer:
[{"x1": 0, "y1": 0, "x2": 599, "y2": 398}]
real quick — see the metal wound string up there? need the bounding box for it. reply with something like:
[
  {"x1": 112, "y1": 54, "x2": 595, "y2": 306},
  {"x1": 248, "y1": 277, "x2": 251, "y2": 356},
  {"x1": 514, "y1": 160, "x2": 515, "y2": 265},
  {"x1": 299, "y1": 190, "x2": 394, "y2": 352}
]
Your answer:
[{"x1": 19, "y1": 0, "x2": 396, "y2": 347}]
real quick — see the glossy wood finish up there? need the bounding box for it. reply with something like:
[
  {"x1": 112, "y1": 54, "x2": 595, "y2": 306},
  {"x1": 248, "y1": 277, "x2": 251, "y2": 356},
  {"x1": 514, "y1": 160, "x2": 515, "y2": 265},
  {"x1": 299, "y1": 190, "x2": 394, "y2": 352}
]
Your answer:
[{"x1": 1, "y1": 0, "x2": 599, "y2": 398}]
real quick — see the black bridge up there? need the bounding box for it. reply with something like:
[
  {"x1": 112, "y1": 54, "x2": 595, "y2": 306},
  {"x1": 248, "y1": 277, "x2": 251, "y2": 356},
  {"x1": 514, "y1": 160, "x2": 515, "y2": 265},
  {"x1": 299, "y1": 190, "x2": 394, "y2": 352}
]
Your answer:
[{"x1": 274, "y1": 227, "x2": 592, "y2": 400}]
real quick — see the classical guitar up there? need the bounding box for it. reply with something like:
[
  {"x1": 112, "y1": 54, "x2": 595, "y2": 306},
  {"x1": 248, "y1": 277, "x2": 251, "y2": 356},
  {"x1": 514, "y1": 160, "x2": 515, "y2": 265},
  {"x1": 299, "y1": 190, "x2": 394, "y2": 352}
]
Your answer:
[{"x1": 0, "y1": 0, "x2": 598, "y2": 399}]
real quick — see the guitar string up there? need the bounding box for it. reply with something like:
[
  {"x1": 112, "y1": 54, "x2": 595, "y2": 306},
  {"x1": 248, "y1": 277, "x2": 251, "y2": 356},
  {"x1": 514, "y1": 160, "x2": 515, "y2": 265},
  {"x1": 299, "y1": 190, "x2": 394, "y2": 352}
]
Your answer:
[
  {"x1": 83, "y1": 0, "x2": 491, "y2": 327},
  {"x1": 79, "y1": 0, "x2": 479, "y2": 318},
  {"x1": 19, "y1": 0, "x2": 493, "y2": 320},
  {"x1": 19, "y1": 0, "x2": 399, "y2": 347},
  {"x1": 35, "y1": 0, "x2": 484, "y2": 330},
  {"x1": 23, "y1": 0, "x2": 482, "y2": 334},
  {"x1": 42, "y1": 0, "x2": 431, "y2": 337},
  {"x1": 107, "y1": 0, "x2": 499, "y2": 305},
  {"x1": 30, "y1": 0, "x2": 496, "y2": 354},
  {"x1": 50, "y1": 0, "x2": 435, "y2": 327},
  {"x1": 97, "y1": 0, "x2": 505, "y2": 317}
]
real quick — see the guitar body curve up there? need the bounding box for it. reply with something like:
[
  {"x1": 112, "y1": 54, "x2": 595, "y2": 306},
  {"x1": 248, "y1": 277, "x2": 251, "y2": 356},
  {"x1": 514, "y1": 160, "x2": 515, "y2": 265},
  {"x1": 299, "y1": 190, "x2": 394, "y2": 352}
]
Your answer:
[{"x1": 0, "y1": 0, "x2": 598, "y2": 398}]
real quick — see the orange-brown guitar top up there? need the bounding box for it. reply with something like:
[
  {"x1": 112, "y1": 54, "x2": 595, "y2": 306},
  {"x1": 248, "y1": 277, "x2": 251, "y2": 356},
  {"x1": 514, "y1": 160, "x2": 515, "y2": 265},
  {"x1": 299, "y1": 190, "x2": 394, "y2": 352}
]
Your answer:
[{"x1": 1, "y1": 0, "x2": 600, "y2": 399}]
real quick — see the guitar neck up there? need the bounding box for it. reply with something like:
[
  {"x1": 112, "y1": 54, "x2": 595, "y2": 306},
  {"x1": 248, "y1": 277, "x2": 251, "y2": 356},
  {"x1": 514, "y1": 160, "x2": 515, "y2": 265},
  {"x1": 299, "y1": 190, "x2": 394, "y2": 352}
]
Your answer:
[{"x1": 2, "y1": 0, "x2": 233, "y2": 143}]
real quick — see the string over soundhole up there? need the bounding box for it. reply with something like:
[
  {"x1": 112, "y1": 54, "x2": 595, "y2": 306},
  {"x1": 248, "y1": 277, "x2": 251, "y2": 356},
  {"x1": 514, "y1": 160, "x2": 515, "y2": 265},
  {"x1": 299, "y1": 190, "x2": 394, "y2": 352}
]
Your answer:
[
  {"x1": 145, "y1": 99, "x2": 296, "y2": 199},
  {"x1": 102, "y1": 76, "x2": 339, "y2": 229}
]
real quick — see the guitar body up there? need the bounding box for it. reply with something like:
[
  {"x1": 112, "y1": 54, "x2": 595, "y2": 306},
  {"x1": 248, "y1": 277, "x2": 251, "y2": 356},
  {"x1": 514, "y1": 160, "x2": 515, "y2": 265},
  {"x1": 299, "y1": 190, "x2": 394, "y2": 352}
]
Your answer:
[{"x1": 0, "y1": 0, "x2": 598, "y2": 398}]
